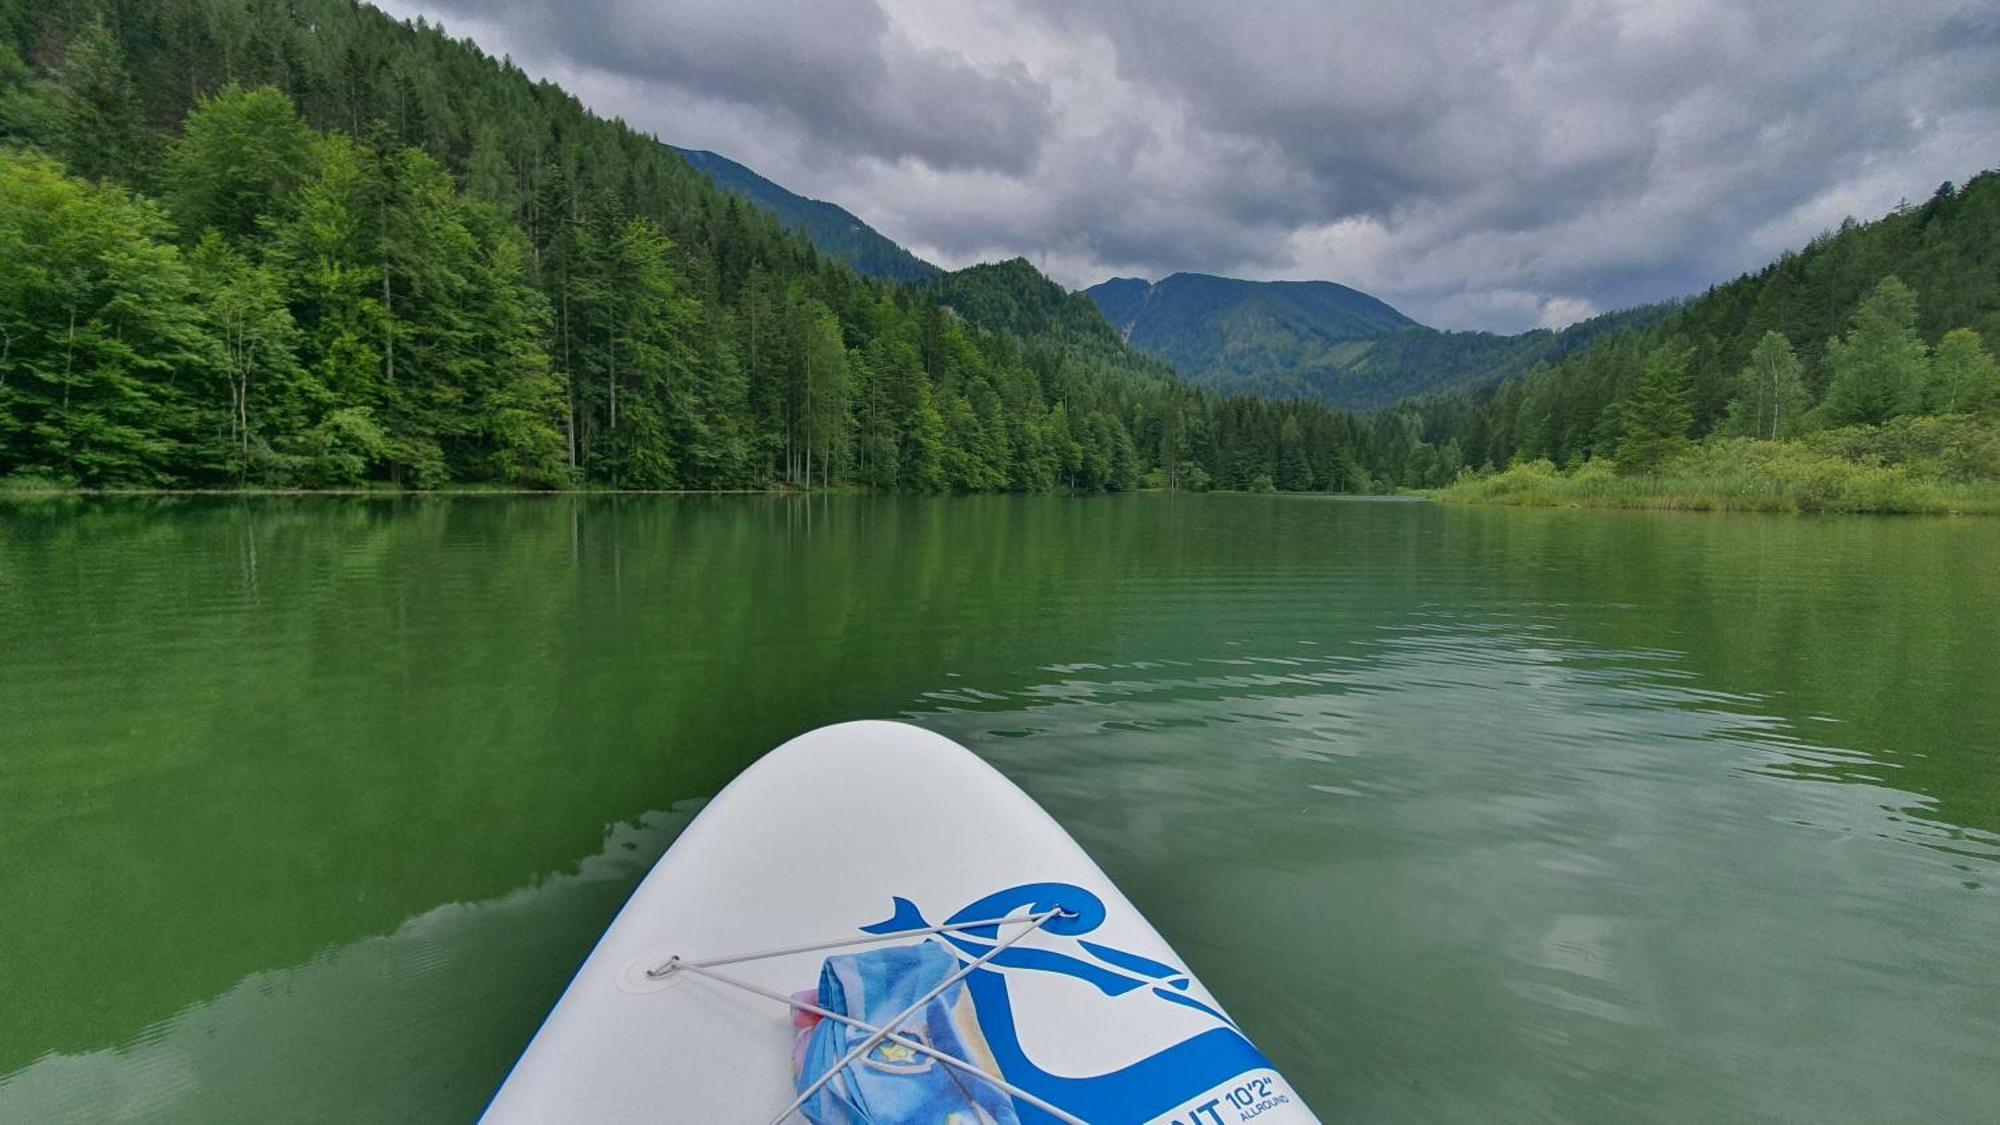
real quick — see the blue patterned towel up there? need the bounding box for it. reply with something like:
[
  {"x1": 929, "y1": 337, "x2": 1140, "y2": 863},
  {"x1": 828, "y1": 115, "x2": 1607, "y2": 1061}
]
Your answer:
[{"x1": 796, "y1": 940, "x2": 1022, "y2": 1124}]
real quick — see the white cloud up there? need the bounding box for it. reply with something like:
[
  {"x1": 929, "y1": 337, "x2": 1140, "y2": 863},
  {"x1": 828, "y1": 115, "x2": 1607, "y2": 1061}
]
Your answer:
[{"x1": 1538, "y1": 296, "x2": 1602, "y2": 330}]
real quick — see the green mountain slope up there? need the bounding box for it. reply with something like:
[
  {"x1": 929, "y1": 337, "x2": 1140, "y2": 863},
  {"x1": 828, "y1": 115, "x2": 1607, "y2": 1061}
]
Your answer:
[
  {"x1": 1230, "y1": 303, "x2": 1678, "y2": 410},
  {"x1": 930, "y1": 259, "x2": 1144, "y2": 357},
  {"x1": 1085, "y1": 271, "x2": 1673, "y2": 411},
  {"x1": 0, "y1": 0, "x2": 1397, "y2": 495},
  {"x1": 1086, "y1": 272, "x2": 1416, "y2": 373},
  {"x1": 670, "y1": 145, "x2": 937, "y2": 283},
  {"x1": 1400, "y1": 173, "x2": 2000, "y2": 477}
]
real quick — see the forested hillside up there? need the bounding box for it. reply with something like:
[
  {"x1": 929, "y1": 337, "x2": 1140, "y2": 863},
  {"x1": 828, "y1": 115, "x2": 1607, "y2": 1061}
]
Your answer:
[
  {"x1": 1221, "y1": 303, "x2": 1677, "y2": 411},
  {"x1": 1087, "y1": 273, "x2": 1418, "y2": 367},
  {"x1": 0, "y1": 0, "x2": 1393, "y2": 493},
  {"x1": 1405, "y1": 175, "x2": 2000, "y2": 470},
  {"x1": 1085, "y1": 271, "x2": 1674, "y2": 410},
  {"x1": 671, "y1": 146, "x2": 938, "y2": 284},
  {"x1": 1404, "y1": 176, "x2": 2000, "y2": 512}
]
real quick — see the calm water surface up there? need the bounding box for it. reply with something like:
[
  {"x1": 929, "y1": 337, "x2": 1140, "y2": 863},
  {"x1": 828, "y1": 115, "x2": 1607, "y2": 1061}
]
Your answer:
[{"x1": 1, "y1": 495, "x2": 1997, "y2": 1122}]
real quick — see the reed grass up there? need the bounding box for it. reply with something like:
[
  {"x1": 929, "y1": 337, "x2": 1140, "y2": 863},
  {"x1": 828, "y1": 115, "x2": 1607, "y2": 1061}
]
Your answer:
[{"x1": 1432, "y1": 418, "x2": 2000, "y2": 515}]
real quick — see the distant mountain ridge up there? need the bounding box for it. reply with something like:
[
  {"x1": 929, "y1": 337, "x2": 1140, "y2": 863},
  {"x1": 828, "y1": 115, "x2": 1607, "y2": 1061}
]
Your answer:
[
  {"x1": 1086, "y1": 272, "x2": 1673, "y2": 411},
  {"x1": 660, "y1": 147, "x2": 1665, "y2": 412},
  {"x1": 670, "y1": 146, "x2": 939, "y2": 283},
  {"x1": 1089, "y1": 273, "x2": 1419, "y2": 354},
  {"x1": 928, "y1": 259, "x2": 1136, "y2": 350}
]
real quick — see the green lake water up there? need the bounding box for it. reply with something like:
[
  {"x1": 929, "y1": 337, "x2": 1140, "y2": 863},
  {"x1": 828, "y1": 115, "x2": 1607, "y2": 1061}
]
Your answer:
[{"x1": 1, "y1": 495, "x2": 1997, "y2": 1122}]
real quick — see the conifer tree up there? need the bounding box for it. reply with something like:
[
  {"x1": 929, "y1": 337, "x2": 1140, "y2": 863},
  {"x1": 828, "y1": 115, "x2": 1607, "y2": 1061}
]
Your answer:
[
  {"x1": 0, "y1": 42, "x2": 54, "y2": 147},
  {"x1": 800, "y1": 304, "x2": 850, "y2": 489},
  {"x1": 1821, "y1": 277, "x2": 1928, "y2": 427},
  {"x1": 1277, "y1": 416, "x2": 1313, "y2": 490},
  {"x1": 898, "y1": 372, "x2": 946, "y2": 492},
  {"x1": 265, "y1": 134, "x2": 385, "y2": 422},
  {"x1": 1616, "y1": 344, "x2": 1694, "y2": 472},
  {"x1": 53, "y1": 20, "x2": 148, "y2": 184},
  {"x1": 459, "y1": 205, "x2": 569, "y2": 487}
]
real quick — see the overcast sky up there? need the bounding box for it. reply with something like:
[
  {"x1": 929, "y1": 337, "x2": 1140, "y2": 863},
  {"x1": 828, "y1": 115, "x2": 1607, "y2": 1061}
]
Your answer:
[{"x1": 373, "y1": 0, "x2": 2000, "y2": 333}]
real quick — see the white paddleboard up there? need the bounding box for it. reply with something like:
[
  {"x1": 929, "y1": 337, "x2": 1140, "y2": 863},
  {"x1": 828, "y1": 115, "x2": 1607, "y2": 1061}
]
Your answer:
[{"x1": 484, "y1": 720, "x2": 1316, "y2": 1124}]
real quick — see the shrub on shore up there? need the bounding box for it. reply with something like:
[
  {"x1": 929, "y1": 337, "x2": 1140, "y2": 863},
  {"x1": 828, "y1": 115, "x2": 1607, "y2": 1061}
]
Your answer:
[{"x1": 1433, "y1": 416, "x2": 2000, "y2": 514}]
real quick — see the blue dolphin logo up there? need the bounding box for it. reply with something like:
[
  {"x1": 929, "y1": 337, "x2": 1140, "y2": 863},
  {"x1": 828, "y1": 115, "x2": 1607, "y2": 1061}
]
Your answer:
[{"x1": 861, "y1": 883, "x2": 1272, "y2": 1124}]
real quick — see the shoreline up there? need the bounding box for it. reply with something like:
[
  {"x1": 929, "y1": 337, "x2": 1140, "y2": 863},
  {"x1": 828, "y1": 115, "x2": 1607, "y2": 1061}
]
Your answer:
[
  {"x1": 12, "y1": 481, "x2": 1996, "y2": 515},
  {"x1": 1426, "y1": 470, "x2": 2000, "y2": 516},
  {"x1": 0, "y1": 486, "x2": 811, "y2": 499},
  {"x1": 1425, "y1": 492, "x2": 2000, "y2": 516},
  {"x1": 0, "y1": 486, "x2": 1399, "y2": 501}
]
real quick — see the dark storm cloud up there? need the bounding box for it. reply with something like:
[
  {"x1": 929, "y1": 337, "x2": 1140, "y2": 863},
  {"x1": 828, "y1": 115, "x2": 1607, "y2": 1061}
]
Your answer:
[
  {"x1": 1019, "y1": 1, "x2": 2000, "y2": 314},
  {"x1": 393, "y1": 0, "x2": 1052, "y2": 174},
  {"x1": 377, "y1": 0, "x2": 2000, "y2": 332}
]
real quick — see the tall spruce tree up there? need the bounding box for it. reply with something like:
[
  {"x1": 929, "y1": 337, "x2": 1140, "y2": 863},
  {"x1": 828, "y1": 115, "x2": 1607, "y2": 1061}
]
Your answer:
[
  {"x1": 0, "y1": 42, "x2": 54, "y2": 147},
  {"x1": 1820, "y1": 277, "x2": 1930, "y2": 427},
  {"x1": 52, "y1": 20, "x2": 148, "y2": 185},
  {"x1": 1616, "y1": 344, "x2": 1694, "y2": 472}
]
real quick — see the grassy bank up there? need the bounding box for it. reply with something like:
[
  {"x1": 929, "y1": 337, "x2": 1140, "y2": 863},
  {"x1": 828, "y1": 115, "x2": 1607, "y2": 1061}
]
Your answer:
[{"x1": 1431, "y1": 417, "x2": 2000, "y2": 515}]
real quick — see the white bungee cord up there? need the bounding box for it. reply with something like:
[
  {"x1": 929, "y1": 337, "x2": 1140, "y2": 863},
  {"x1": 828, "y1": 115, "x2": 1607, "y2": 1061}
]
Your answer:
[{"x1": 647, "y1": 907, "x2": 1088, "y2": 1125}]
